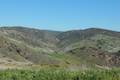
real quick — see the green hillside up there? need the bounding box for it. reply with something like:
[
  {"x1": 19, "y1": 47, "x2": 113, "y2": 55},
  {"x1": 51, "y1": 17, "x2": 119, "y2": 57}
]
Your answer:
[{"x1": 0, "y1": 27, "x2": 120, "y2": 69}]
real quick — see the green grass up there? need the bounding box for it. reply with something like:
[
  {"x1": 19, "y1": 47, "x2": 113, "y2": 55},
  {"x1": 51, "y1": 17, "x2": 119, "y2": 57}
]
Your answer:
[{"x1": 0, "y1": 69, "x2": 119, "y2": 80}]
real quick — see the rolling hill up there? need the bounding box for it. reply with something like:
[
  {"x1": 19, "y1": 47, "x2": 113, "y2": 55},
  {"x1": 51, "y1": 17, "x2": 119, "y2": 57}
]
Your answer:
[{"x1": 0, "y1": 26, "x2": 120, "y2": 69}]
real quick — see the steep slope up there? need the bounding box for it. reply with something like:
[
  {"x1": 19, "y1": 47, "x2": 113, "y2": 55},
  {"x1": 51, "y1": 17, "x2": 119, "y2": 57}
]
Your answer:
[
  {"x1": 0, "y1": 27, "x2": 61, "y2": 50},
  {"x1": 57, "y1": 28, "x2": 120, "y2": 52},
  {"x1": 0, "y1": 27, "x2": 63, "y2": 65},
  {"x1": 63, "y1": 34, "x2": 120, "y2": 52},
  {"x1": 0, "y1": 34, "x2": 60, "y2": 64},
  {"x1": 0, "y1": 27, "x2": 120, "y2": 68},
  {"x1": 57, "y1": 28, "x2": 120, "y2": 67},
  {"x1": 68, "y1": 47, "x2": 120, "y2": 67}
]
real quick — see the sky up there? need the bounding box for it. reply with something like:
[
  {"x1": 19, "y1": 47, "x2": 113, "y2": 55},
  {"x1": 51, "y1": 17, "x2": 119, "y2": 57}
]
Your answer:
[{"x1": 0, "y1": 0, "x2": 119, "y2": 31}]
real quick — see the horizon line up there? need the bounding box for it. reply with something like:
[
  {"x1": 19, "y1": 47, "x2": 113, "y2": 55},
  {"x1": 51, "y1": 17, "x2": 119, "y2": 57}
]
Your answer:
[{"x1": 0, "y1": 25, "x2": 120, "y2": 32}]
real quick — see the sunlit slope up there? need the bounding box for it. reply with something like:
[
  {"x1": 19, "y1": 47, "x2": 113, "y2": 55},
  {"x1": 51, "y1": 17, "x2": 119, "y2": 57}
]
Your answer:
[{"x1": 0, "y1": 27, "x2": 120, "y2": 68}]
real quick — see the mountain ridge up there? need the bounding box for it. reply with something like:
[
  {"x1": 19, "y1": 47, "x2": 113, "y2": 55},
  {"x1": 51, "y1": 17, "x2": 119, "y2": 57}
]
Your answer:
[{"x1": 0, "y1": 26, "x2": 120, "y2": 69}]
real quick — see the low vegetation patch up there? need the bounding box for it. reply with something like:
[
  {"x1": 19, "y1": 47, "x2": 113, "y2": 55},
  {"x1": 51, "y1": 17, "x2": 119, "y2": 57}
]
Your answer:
[{"x1": 0, "y1": 69, "x2": 119, "y2": 80}]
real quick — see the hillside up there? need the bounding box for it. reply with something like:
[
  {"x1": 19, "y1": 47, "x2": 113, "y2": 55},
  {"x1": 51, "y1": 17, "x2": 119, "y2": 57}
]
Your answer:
[{"x1": 0, "y1": 26, "x2": 120, "y2": 69}]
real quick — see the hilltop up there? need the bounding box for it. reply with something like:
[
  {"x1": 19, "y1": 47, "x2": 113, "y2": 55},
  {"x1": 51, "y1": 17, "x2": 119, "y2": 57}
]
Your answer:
[{"x1": 0, "y1": 26, "x2": 120, "y2": 69}]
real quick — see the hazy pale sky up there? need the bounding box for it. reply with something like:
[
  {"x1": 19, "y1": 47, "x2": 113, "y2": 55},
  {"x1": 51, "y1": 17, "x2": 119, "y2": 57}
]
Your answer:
[{"x1": 0, "y1": 0, "x2": 120, "y2": 31}]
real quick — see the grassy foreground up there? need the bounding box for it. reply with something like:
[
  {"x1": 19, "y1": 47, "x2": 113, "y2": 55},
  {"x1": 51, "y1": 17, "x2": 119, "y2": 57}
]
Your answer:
[{"x1": 0, "y1": 68, "x2": 120, "y2": 80}]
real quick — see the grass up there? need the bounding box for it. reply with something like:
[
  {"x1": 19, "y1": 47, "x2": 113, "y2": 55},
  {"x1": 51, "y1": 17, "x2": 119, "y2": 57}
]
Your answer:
[
  {"x1": 0, "y1": 68, "x2": 119, "y2": 80},
  {"x1": 48, "y1": 53, "x2": 81, "y2": 66}
]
